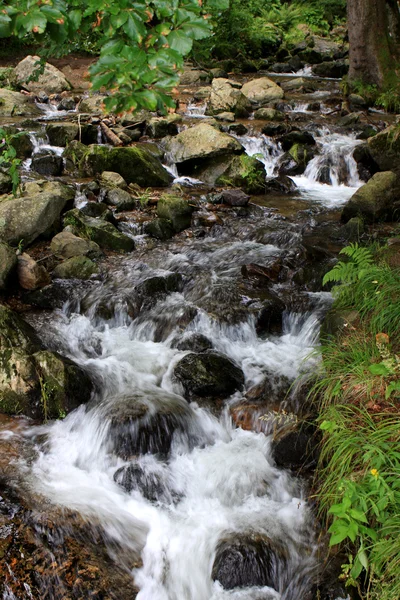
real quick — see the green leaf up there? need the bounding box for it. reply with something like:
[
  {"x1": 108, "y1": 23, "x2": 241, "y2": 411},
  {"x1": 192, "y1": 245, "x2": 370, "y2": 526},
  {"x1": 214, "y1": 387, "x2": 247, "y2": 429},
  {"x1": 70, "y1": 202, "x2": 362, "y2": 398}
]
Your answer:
[
  {"x1": 111, "y1": 12, "x2": 128, "y2": 28},
  {"x1": 168, "y1": 29, "x2": 193, "y2": 54},
  {"x1": 369, "y1": 363, "x2": 390, "y2": 376},
  {"x1": 40, "y1": 6, "x2": 65, "y2": 24},
  {"x1": 181, "y1": 19, "x2": 211, "y2": 40},
  {"x1": 123, "y1": 14, "x2": 145, "y2": 41},
  {"x1": 349, "y1": 509, "x2": 368, "y2": 523},
  {"x1": 68, "y1": 9, "x2": 82, "y2": 30},
  {"x1": 21, "y1": 11, "x2": 48, "y2": 34},
  {"x1": 0, "y1": 15, "x2": 11, "y2": 38},
  {"x1": 358, "y1": 549, "x2": 369, "y2": 571},
  {"x1": 350, "y1": 557, "x2": 363, "y2": 580},
  {"x1": 329, "y1": 528, "x2": 349, "y2": 546}
]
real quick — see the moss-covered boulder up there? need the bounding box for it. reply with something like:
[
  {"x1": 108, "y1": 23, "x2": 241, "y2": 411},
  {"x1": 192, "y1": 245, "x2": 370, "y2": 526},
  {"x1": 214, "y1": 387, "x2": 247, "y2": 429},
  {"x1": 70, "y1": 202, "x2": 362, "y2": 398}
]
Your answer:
[
  {"x1": 368, "y1": 125, "x2": 400, "y2": 171},
  {"x1": 174, "y1": 352, "x2": 244, "y2": 400},
  {"x1": 241, "y1": 77, "x2": 284, "y2": 105},
  {"x1": 0, "y1": 305, "x2": 92, "y2": 419},
  {"x1": 52, "y1": 256, "x2": 98, "y2": 280},
  {"x1": 0, "y1": 181, "x2": 74, "y2": 247},
  {"x1": 166, "y1": 123, "x2": 243, "y2": 166},
  {"x1": 31, "y1": 151, "x2": 64, "y2": 176},
  {"x1": 0, "y1": 242, "x2": 17, "y2": 290},
  {"x1": 341, "y1": 171, "x2": 400, "y2": 223},
  {"x1": 63, "y1": 209, "x2": 135, "y2": 252},
  {"x1": 216, "y1": 154, "x2": 266, "y2": 194},
  {"x1": 46, "y1": 122, "x2": 79, "y2": 147},
  {"x1": 0, "y1": 88, "x2": 41, "y2": 117},
  {"x1": 100, "y1": 171, "x2": 128, "y2": 189},
  {"x1": 144, "y1": 218, "x2": 175, "y2": 240},
  {"x1": 157, "y1": 195, "x2": 194, "y2": 233},
  {"x1": 80, "y1": 145, "x2": 172, "y2": 187},
  {"x1": 50, "y1": 231, "x2": 101, "y2": 259}
]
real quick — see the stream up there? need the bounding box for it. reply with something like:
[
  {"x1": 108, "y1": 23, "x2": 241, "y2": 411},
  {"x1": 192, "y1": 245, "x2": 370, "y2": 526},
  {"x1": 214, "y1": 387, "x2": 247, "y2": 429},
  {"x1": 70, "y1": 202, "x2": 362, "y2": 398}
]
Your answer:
[{"x1": 0, "y1": 74, "x2": 373, "y2": 600}]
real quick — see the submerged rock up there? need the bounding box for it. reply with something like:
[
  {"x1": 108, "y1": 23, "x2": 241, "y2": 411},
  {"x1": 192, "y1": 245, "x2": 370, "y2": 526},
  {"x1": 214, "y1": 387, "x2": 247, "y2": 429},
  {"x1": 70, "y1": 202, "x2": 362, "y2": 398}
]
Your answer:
[
  {"x1": 174, "y1": 352, "x2": 244, "y2": 399},
  {"x1": 176, "y1": 333, "x2": 213, "y2": 353}
]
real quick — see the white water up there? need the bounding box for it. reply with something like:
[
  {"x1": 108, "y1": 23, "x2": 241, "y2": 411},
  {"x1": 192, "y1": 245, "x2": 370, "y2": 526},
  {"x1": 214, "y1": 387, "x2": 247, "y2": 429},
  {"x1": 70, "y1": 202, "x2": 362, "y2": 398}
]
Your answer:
[
  {"x1": 22, "y1": 129, "x2": 64, "y2": 171},
  {"x1": 185, "y1": 101, "x2": 208, "y2": 118}
]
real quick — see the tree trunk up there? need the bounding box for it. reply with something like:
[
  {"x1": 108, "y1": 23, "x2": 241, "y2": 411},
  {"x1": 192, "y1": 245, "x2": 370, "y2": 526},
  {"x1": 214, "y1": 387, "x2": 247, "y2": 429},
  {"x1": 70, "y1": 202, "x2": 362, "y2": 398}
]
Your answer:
[{"x1": 347, "y1": 0, "x2": 400, "y2": 88}]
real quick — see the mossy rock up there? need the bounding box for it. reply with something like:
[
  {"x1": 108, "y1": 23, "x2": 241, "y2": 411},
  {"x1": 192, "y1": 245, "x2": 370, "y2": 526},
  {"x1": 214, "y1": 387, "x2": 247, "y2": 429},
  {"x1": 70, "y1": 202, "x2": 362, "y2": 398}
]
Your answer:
[
  {"x1": 174, "y1": 352, "x2": 244, "y2": 399},
  {"x1": 144, "y1": 218, "x2": 175, "y2": 240},
  {"x1": 46, "y1": 122, "x2": 79, "y2": 147},
  {"x1": 216, "y1": 154, "x2": 266, "y2": 194},
  {"x1": 63, "y1": 209, "x2": 135, "y2": 252},
  {"x1": 157, "y1": 195, "x2": 194, "y2": 233},
  {"x1": 341, "y1": 171, "x2": 400, "y2": 223},
  {"x1": 63, "y1": 140, "x2": 88, "y2": 173},
  {"x1": 80, "y1": 145, "x2": 172, "y2": 187},
  {"x1": 368, "y1": 125, "x2": 400, "y2": 171},
  {"x1": 0, "y1": 242, "x2": 17, "y2": 290},
  {"x1": 52, "y1": 256, "x2": 98, "y2": 280}
]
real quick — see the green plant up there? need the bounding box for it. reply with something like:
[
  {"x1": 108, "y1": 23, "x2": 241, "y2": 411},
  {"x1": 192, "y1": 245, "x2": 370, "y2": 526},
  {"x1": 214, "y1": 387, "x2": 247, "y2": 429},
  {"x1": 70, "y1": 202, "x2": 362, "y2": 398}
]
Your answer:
[
  {"x1": 375, "y1": 88, "x2": 400, "y2": 114},
  {"x1": 0, "y1": 127, "x2": 22, "y2": 196}
]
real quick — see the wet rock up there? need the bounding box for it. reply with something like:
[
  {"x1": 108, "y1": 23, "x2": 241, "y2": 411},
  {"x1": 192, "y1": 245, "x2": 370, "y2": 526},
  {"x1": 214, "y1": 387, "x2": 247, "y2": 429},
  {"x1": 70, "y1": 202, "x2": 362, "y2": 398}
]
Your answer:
[
  {"x1": 176, "y1": 333, "x2": 213, "y2": 353},
  {"x1": 2, "y1": 125, "x2": 34, "y2": 158},
  {"x1": 166, "y1": 123, "x2": 243, "y2": 165},
  {"x1": 144, "y1": 218, "x2": 175, "y2": 241},
  {"x1": 242, "y1": 260, "x2": 282, "y2": 284},
  {"x1": 339, "y1": 217, "x2": 365, "y2": 242},
  {"x1": 62, "y1": 139, "x2": 87, "y2": 172},
  {"x1": 253, "y1": 107, "x2": 285, "y2": 121},
  {"x1": 0, "y1": 88, "x2": 42, "y2": 117},
  {"x1": 45, "y1": 122, "x2": 79, "y2": 147},
  {"x1": 265, "y1": 175, "x2": 297, "y2": 194},
  {"x1": 114, "y1": 463, "x2": 167, "y2": 502},
  {"x1": 106, "y1": 392, "x2": 190, "y2": 458},
  {"x1": 100, "y1": 170, "x2": 128, "y2": 189},
  {"x1": 280, "y1": 78, "x2": 317, "y2": 93},
  {"x1": 219, "y1": 189, "x2": 250, "y2": 206},
  {"x1": 312, "y1": 60, "x2": 349, "y2": 78},
  {"x1": 80, "y1": 202, "x2": 116, "y2": 222},
  {"x1": 52, "y1": 256, "x2": 98, "y2": 280},
  {"x1": 368, "y1": 124, "x2": 400, "y2": 171},
  {"x1": 63, "y1": 209, "x2": 135, "y2": 253},
  {"x1": 17, "y1": 253, "x2": 51, "y2": 290},
  {"x1": 341, "y1": 171, "x2": 400, "y2": 223},
  {"x1": 0, "y1": 181, "x2": 74, "y2": 246},
  {"x1": 0, "y1": 170, "x2": 12, "y2": 194},
  {"x1": 278, "y1": 131, "x2": 316, "y2": 151},
  {"x1": 208, "y1": 78, "x2": 252, "y2": 117},
  {"x1": 146, "y1": 114, "x2": 182, "y2": 138},
  {"x1": 241, "y1": 77, "x2": 284, "y2": 105},
  {"x1": 25, "y1": 279, "x2": 93, "y2": 310},
  {"x1": 278, "y1": 144, "x2": 315, "y2": 176},
  {"x1": 14, "y1": 55, "x2": 71, "y2": 94},
  {"x1": 135, "y1": 273, "x2": 183, "y2": 310},
  {"x1": 157, "y1": 195, "x2": 194, "y2": 233},
  {"x1": 194, "y1": 154, "x2": 266, "y2": 194},
  {"x1": 338, "y1": 112, "x2": 362, "y2": 127},
  {"x1": 31, "y1": 151, "x2": 63, "y2": 176},
  {"x1": 58, "y1": 95, "x2": 76, "y2": 111},
  {"x1": 51, "y1": 231, "x2": 101, "y2": 259},
  {"x1": 212, "y1": 533, "x2": 286, "y2": 590},
  {"x1": 255, "y1": 293, "x2": 286, "y2": 335},
  {"x1": 174, "y1": 352, "x2": 244, "y2": 399},
  {"x1": 348, "y1": 93, "x2": 367, "y2": 110},
  {"x1": 351, "y1": 143, "x2": 379, "y2": 182},
  {"x1": 0, "y1": 305, "x2": 92, "y2": 420},
  {"x1": 0, "y1": 242, "x2": 17, "y2": 290},
  {"x1": 272, "y1": 426, "x2": 317, "y2": 470},
  {"x1": 357, "y1": 124, "x2": 379, "y2": 141},
  {"x1": 222, "y1": 123, "x2": 248, "y2": 136},
  {"x1": 261, "y1": 123, "x2": 289, "y2": 137},
  {"x1": 106, "y1": 188, "x2": 137, "y2": 212},
  {"x1": 80, "y1": 145, "x2": 172, "y2": 187}
]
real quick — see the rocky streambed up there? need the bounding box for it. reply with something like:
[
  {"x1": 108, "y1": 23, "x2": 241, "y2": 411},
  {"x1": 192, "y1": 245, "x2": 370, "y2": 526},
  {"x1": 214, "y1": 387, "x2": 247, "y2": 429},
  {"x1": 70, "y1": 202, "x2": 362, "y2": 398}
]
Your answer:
[{"x1": 0, "y1": 51, "x2": 399, "y2": 600}]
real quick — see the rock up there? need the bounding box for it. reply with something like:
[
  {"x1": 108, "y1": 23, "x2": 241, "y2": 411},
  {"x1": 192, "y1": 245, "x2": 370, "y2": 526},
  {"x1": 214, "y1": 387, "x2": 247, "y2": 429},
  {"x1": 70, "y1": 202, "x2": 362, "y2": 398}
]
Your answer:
[
  {"x1": 261, "y1": 123, "x2": 288, "y2": 137},
  {"x1": 280, "y1": 77, "x2": 317, "y2": 93},
  {"x1": 255, "y1": 293, "x2": 286, "y2": 335},
  {"x1": 157, "y1": 195, "x2": 194, "y2": 233},
  {"x1": 368, "y1": 125, "x2": 400, "y2": 171},
  {"x1": 0, "y1": 170, "x2": 12, "y2": 194},
  {"x1": 145, "y1": 114, "x2": 182, "y2": 138},
  {"x1": 0, "y1": 181, "x2": 74, "y2": 247},
  {"x1": 352, "y1": 144, "x2": 379, "y2": 182},
  {"x1": 265, "y1": 175, "x2": 297, "y2": 194},
  {"x1": 100, "y1": 171, "x2": 128, "y2": 189},
  {"x1": 321, "y1": 309, "x2": 360, "y2": 338},
  {"x1": 208, "y1": 78, "x2": 251, "y2": 117},
  {"x1": 106, "y1": 188, "x2": 136, "y2": 212},
  {"x1": 241, "y1": 77, "x2": 284, "y2": 105},
  {"x1": 341, "y1": 171, "x2": 400, "y2": 223},
  {"x1": 63, "y1": 209, "x2": 135, "y2": 253},
  {"x1": 14, "y1": 55, "x2": 71, "y2": 94},
  {"x1": 210, "y1": 67, "x2": 228, "y2": 79},
  {"x1": 298, "y1": 37, "x2": 342, "y2": 63},
  {"x1": 31, "y1": 151, "x2": 63, "y2": 176},
  {"x1": 338, "y1": 112, "x2": 362, "y2": 127},
  {"x1": 0, "y1": 242, "x2": 17, "y2": 290},
  {"x1": 219, "y1": 189, "x2": 250, "y2": 206},
  {"x1": 278, "y1": 144, "x2": 316, "y2": 176},
  {"x1": 50, "y1": 231, "x2": 101, "y2": 259},
  {"x1": 348, "y1": 93, "x2": 367, "y2": 110},
  {"x1": 193, "y1": 86, "x2": 211, "y2": 101},
  {"x1": 272, "y1": 427, "x2": 317, "y2": 469},
  {"x1": 80, "y1": 202, "x2": 115, "y2": 222},
  {"x1": 312, "y1": 60, "x2": 349, "y2": 78},
  {"x1": 166, "y1": 123, "x2": 242, "y2": 166},
  {"x1": 277, "y1": 131, "x2": 316, "y2": 151},
  {"x1": 176, "y1": 333, "x2": 213, "y2": 353},
  {"x1": 0, "y1": 305, "x2": 92, "y2": 420},
  {"x1": 80, "y1": 145, "x2": 172, "y2": 187},
  {"x1": 0, "y1": 88, "x2": 42, "y2": 117},
  {"x1": 62, "y1": 140, "x2": 87, "y2": 172},
  {"x1": 186, "y1": 153, "x2": 266, "y2": 194},
  {"x1": 339, "y1": 217, "x2": 365, "y2": 242},
  {"x1": 180, "y1": 69, "x2": 209, "y2": 85},
  {"x1": 79, "y1": 94, "x2": 107, "y2": 114},
  {"x1": 253, "y1": 107, "x2": 285, "y2": 121},
  {"x1": 174, "y1": 352, "x2": 244, "y2": 399},
  {"x1": 52, "y1": 256, "x2": 98, "y2": 280},
  {"x1": 357, "y1": 125, "x2": 378, "y2": 141},
  {"x1": 45, "y1": 122, "x2": 79, "y2": 147},
  {"x1": 222, "y1": 123, "x2": 248, "y2": 136},
  {"x1": 214, "y1": 112, "x2": 235, "y2": 122},
  {"x1": 144, "y1": 218, "x2": 175, "y2": 241},
  {"x1": 17, "y1": 253, "x2": 51, "y2": 290},
  {"x1": 25, "y1": 279, "x2": 93, "y2": 310},
  {"x1": 2, "y1": 125, "x2": 34, "y2": 158},
  {"x1": 212, "y1": 534, "x2": 286, "y2": 591},
  {"x1": 134, "y1": 273, "x2": 182, "y2": 312},
  {"x1": 58, "y1": 96, "x2": 76, "y2": 111},
  {"x1": 114, "y1": 463, "x2": 170, "y2": 502}
]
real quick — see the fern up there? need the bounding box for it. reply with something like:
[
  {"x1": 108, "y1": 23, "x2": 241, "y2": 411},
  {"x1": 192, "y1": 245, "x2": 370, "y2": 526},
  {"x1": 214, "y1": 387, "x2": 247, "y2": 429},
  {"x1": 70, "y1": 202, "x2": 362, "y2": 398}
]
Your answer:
[{"x1": 323, "y1": 243, "x2": 373, "y2": 286}]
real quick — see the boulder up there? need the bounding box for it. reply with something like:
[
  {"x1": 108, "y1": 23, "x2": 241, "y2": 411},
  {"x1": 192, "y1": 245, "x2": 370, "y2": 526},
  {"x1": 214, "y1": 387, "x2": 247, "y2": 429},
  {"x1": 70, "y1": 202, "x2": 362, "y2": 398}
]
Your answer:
[
  {"x1": 144, "y1": 218, "x2": 175, "y2": 241},
  {"x1": 265, "y1": 175, "x2": 297, "y2": 194},
  {"x1": 17, "y1": 253, "x2": 51, "y2": 290},
  {"x1": 58, "y1": 96, "x2": 76, "y2": 111},
  {"x1": 2, "y1": 125, "x2": 34, "y2": 158},
  {"x1": 214, "y1": 112, "x2": 235, "y2": 122},
  {"x1": 280, "y1": 78, "x2": 317, "y2": 93},
  {"x1": 368, "y1": 125, "x2": 400, "y2": 171},
  {"x1": 45, "y1": 122, "x2": 79, "y2": 147},
  {"x1": 0, "y1": 242, "x2": 17, "y2": 290},
  {"x1": 0, "y1": 88, "x2": 42, "y2": 117},
  {"x1": 180, "y1": 69, "x2": 209, "y2": 85},
  {"x1": 174, "y1": 352, "x2": 244, "y2": 399},
  {"x1": 62, "y1": 140, "x2": 87, "y2": 172},
  {"x1": 80, "y1": 145, "x2": 172, "y2": 187},
  {"x1": 0, "y1": 305, "x2": 92, "y2": 420},
  {"x1": 341, "y1": 171, "x2": 400, "y2": 223},
  {"x1": 278, "y1": 144, "x2": 316, "y2": 176},
  {"x1": 277, "y1": 131, "x2": 316, "y2": 151},
  {"x1": 114, "y1": 463, "x2": 170, "y2": 502},
  {"x1": 78, "y1": 94, "x2": 107, "y2": 114},
  {"x1": 191, "y1": 153, "x2": 266, "y2": 193},
  {"x1": 166, "y1": 123, "x2": 243, "y2": 165},
  {"x1": 272, "y1": 427, "x2": 317, "y2": 469},
  {"x1": 157, "y1": 195, "x2": 194, "y2": 233},
  {"x1": 254, "y1": 294, "x2": 286, "y2": 335},
  {"x1": 100, "y1": 171, "x2": 128, "y2": 189},
  {"x1": 312, "y1": 60, "x2": 349, "y2": 79},
  {"x1": 63, "y1": 209, "x2": 135, "y2": 252},
  {"x1": 106, "y1": 188, "x2": 136, "y2": 212},
  {"x1": 0, "y1": 181, "x2": 74, "y2": 246},
  {"x1": 218, "y1": 189, "x2": 250, "y2": 207},
  {"x1": 176, "y1": 333, "x2": 213, "y2": 353},
  {"x1": 208, "y1": 78, "x2": 251, "y2": 117},
  {"x1": 241, "y1": 77, "x2": 284, "y2": 105},
  {"x1": 253, "y1": 107, "x2": 285, "y2": 121},
  {"x1": 31, "y1": 151, "x2": 63, "y2": 176},
  {"x1": 145, "y1": 114, "x2": 182, "y2": 138},
  {"x1": 50, "y1": 231, "x2": 101, "y2": 259},
  {"x1": 14, "y1": 55, "x2": 71, "y2": 94},
  {"x1": 52, "y1": 256, "x2": 98, "y2": 280}
]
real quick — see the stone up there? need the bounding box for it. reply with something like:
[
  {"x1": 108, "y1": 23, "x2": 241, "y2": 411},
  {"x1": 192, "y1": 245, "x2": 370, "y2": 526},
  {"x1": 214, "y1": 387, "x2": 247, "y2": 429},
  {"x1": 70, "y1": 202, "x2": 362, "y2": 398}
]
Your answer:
[
  {"x1": 219, "y1": 189, "x2": 250, "y2": 206},
  {"x1": 214, "y1": 112, "x2": 235, "y2": 122},
  {"x1": 255, "y1": 293, "x2": 286, "y2": 335},
  {"x1": 341, "y1": 171, "x2": 400, "y2": 223},
  {"x1": 0, "y1": 242, "x2": 17, "y2": 290},
  {"x1": 278, "y1": 144, "x2": 316, "y2": 176},
  {"x1": 31, "y1": 151, "x2": 63, "y2": 176},
  {"x1": 62, "y1": 140, "x2": 87, "y2": 172},
  {"x1": 17, "y1": 253, "x2": 51, "y2": 290},
  {"x1": 80, "y1": 145, "x2": 172, "y2": 187},
  {"x1": 180, "y1": 69, "x2": 209, "y2": 85},
  {"x1": 157, "y1": 195, "x2": 194, "y2": 233},
  {"x1": 63, "y1": 209, "x2": 135, "y2": 253},
  {"x1": 339, "y1": 217, "x2": 365, "y2": 242},
  {"x1": 100, "y1": 171, "x2": 128, "y2": 189},
  {"x1": 144, "y1": 218, "x2": 175, "y2": 241},
  {"x1": 114, "y1": 463, "x2": 170, "y2": 502},
  {"x1": 241, "y1": 77, "x2": 284, "y2": 105},
  {"x1": 208, "y1": 78, "x2": 251, "y2": 117},
  {"x1": 0, "y1": 181, "x2": 74, "y2": 247},
  {"x1": 368, "y1": 125, "x2": 400, "y2": 171},
  {"x1": 78, "y1": 94, "x2": 107, "y2": 114},
  {"x1": 80, "y1": 202, "x2": 116, "y2": 223},
  {"x1": 253, "y1": 107, "x2": 285, "y2": 121},
  {"x1": 192, "y1": 154, "x2": 266, "y2": 194},
  {"x1": 52, "y1": 256, "x2": 98, "y2": 280},
  {"x1": 0, "y1": 171, "x2": 12, "y2": 194},
  {"x1": 50, "y1": 231, "x2": 101, "y2": 259},
  {"x1": 174, "y1": 352, "x2": 244, "y2": 399},
  {"x1": 272, "y1": 427, "x2": 317, "y2": 469},
  {"x1": 2, "y1": 126, "x2": 34, "y2": 158},
  {"x1": 134, "y1": 273, "x2": 182, "y2": 311},
  {"x1": 145, "y1": 114, "x2": 182, "y2": 138},
  {"x1": 352, "y1": 144, "x2": 379, "y2": 182},
  {"x1": 265, "y1": 175, "x2": 297, "y2": 194},
  {"x1": 0, "y1": 88, "x2": 42, "y2": 117},
  {"x1": 58, "y1": 96, "x2": 76, "y2": 111},
  {"x1": 166, "y1": 123, "x2": 243, "y2": 165},
  {"x1": 222, "y1": 123, "x2": 248, "y2": 136},
  {"x1": 0, "y1": 305, "x2": 92, "y2": 420},
  {"x1": 14, "y1": 55, "x2": 71, "y2": 94},
  {"x1": 176, "y1": 333, "x2": 213, "y2": 353},
  {"x1": 106, "y1": 188, "x2": 137, "y2": 212},
  {"x1": 280, "y1": 77, "x2": 317, "y2": 93},
  {"x1": 277, "y1": 131, "x2": 316, "y2": 151},
  {"x1": 312, "y1": 60, "x2": 349, "y2": 79},
  {"x1": 45, "y1": 122, "x2": 79, "y2": 147}
]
